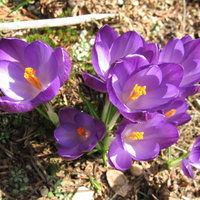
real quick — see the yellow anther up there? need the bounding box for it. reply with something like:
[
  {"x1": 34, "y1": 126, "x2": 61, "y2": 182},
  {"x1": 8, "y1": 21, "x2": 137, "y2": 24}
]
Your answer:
[
  {"x1": 129, "y1": 84, "x2": 146, "y2": 100},
  {"x1": 164, "y1": 109, "x2": 176, "y2": 118},
  {"x1": 77, "y1": 127, "x2": 86, "y2": 137},
  {"x1": 24, "y1": 67, "x2": 42, "y2": 90},
  {"x1": 128, "y1": 132, "x2": 144, "y2": 140}
]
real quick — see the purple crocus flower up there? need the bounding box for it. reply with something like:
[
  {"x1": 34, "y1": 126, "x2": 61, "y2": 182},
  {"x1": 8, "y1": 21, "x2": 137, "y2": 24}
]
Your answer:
[
  {"x1": 54, "y1": 107, "x2": 106, "y2": 159},
  {"x1": 160, "y1": 97, "x2": 191, "y2": 126},
  {"x1": 0, "y1": 37, "x2": 71, "y2": 113},
  {"x1": 108, "y1": 114, "x2": 179, "y2": 170},
  {"x1": 83, "y1": 24, "x2": 160, "y2": 92},
  {"x1": 159, "y1": 35, "x2": 200, "y2": 97},
  {"x1": 106, "y1": 55, "x2": 183, "y2": 121},
  {"x1": 181, "y1": 136, "x2": 200, "y2": 178}
]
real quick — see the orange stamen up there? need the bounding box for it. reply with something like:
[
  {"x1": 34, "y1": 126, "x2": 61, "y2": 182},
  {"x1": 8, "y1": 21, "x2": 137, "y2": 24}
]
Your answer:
[
  {"x1": 129, "y1": 84, "x2": 146, "y2": 100},
  {"x1": 77, "y1": 127, "x2": 86, "y2": 137},
  {"x1": 164, "y1": 109, "x2": 176, "y2": 118},
  {"x1": 128, "y1": 132, "x2": 144, "y2": 140},
  {"x1": 24, "y1": 67, "x2": 42, "y2": 90}
]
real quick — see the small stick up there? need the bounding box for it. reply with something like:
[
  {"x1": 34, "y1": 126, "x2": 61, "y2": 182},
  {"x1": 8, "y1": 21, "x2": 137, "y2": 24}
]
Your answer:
[{"x1": 0, "y1": 13, "x2": 116, "y2": 31}]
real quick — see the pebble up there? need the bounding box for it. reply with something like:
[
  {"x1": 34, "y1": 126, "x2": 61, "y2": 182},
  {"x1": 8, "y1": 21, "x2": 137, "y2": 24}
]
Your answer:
[
  {"x1": 129, "y1": 164, "x2": 143, "y2": 176},
  {"x1": 72, "y1": 186, "x2": 94, "y2": 200}
]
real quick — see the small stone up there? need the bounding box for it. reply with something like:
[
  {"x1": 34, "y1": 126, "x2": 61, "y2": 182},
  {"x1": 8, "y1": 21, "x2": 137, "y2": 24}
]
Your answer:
[
  {"x1": 39, "y1": 186, "x2": 49, "y2": 197},
  {"x1": 72, "y1": 186, "x2": 94, "y2": 200},
  {"x1": 117, "y1": 0, "x2": 124, "y2": 5},
  {"x1": 129, "y1": 164, "x2": 143, "y2": 176}
]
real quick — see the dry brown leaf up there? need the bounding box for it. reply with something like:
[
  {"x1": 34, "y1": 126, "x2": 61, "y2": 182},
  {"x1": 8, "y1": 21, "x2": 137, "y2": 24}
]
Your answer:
[{"x1": 106, "y1": 169, "x2": 129, "y2": 197}]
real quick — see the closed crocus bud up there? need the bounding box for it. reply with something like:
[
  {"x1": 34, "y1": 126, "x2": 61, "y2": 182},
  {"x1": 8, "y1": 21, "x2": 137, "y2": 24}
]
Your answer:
[
  {"x1": 54, "y1": 107, "x2": 106, "y2": 159},
  {"x1": 0, "y1": 37, "x2": 71, "y2": 113},
  {"x1": 108, "y1": 114, "x2": 180, "y2": 170}
]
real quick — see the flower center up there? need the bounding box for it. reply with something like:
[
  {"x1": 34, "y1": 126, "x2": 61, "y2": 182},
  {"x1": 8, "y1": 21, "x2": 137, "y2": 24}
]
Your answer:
[
  {"x1": 128, "y1": 132, "x2": 144, "y2": 140},
  {"x1": 129, "y1": 84, "x2": 147, "y2": 100},
  {"x1": 164, "y1": 109, "x2": 176, "y2": 118},
  {"x1": 24, "y1": 67, "x2": 42, "y2": 90},
  {"x1": 77, "y1": 127, "x2": 87, "y2": 137}
]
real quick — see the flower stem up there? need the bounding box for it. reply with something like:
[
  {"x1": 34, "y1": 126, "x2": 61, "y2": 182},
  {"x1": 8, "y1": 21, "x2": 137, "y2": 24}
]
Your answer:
[
  {"x1": 45, "y1": 102, "x2": 59, "y2": 127},
  {"x1": 168, "y1": 146, "x2": 171, "y2": 162},
  {"x1": 101, "y1": 94, "x2": 120, "y2": 132}
]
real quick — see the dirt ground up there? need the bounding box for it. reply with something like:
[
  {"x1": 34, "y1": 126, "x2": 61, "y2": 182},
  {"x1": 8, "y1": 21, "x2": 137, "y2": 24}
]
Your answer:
[{"x1": 0, "y1": 0, "x2": 200, "y2": 199}]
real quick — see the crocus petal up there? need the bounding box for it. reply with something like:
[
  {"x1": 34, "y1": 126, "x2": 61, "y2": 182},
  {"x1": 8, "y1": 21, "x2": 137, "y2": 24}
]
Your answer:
[
  {"x1": 180, "y1": 59, "x2": 200, "y2": 87},
  {"x1": 124, "y1": 139, "x2": 160, "y2": 161},
  {"x1": 189, "y1": 136, "x2": 200, "y2": 170},
  {"x1": 58, "y1": 145, "x2": 84, "y2": 160},
  {"x1": 0, "y1": 96, "x2": 38, "y2": 113},
  {"x1": 158, "y1": 63, "x2": 184, "y2": 86},
  {"x1": 82, "y1": 72, "x2": 107, "y2": 93},
  {"x1": 92, "y1": 42, "x2": 111, "y2": 80},
  {"x1": 159, "y1": 38, "x2": 184, "y2": 63},
  {"x1": 95, "y1": 24, "x2": 118, "y2": 47},
  {"x1": 108, "y1": 139, "x2": 132, "y2": 170},
  {"x1": 0, "y1": 61, "x2": 40, "y2": 101},
  {"x1": 140, "y1": 114, "x2": 180, "y2": 149},
  {"x1": 181, "y1": 35, "x2": 193, "y2": 44},
  {"x1": 113, "y1": 54, "x2": 150, "y2": 80},
  {"x1": 162, "y1": 97, "x2": 191, "y2": 126},
  {"x1": 183, "y1": 39, "x2": 200, "y2": 61},
  {"x1": 181, "y1": 158, "x2": 194, "y2": 178},
  {"x1": 120, "y1": 111, "x2": 156, "y2": 122},
  {"x1": 93, "y1": 118, "x2": 106, "y2": 141},
  {"x1": 133, "y1": 84, "x2": 178, "y2": 110},
  {"x1": 24, "y1": 40, "x2": 58, "y2": 86},
  {"x1": 142, "y1": 42, "x2": 160, "y2": 64},
  {"x1": 54, "y1": 123, "x2": 81, "y2": 148},
  {"x1": 110, "y1": 31, "x2": 144, "y2": 65},
  {"x1": 179, "y1": 84, "x2": 200, "y2": 97},
  {"x1": 59, "y1": 107, "x2": 80, "y2": 124},
  {"x1": 55, "y1": 47, "x2": 72, "y2": 85},
  {"x1": 30, "y1": 76, "x2": 60, "y2": 104},
  {"x1": 0, "y1": 37, "x2": 28, "y2": 68}
]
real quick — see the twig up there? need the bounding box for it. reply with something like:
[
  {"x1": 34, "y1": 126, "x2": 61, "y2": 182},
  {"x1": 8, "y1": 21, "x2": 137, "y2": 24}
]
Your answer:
[
  {"x1": 182, "y1": 0, "x2": 186, "y2": 35},
  {"x1": 0, "y1": 13, "x2": 116, "y2": 31}
]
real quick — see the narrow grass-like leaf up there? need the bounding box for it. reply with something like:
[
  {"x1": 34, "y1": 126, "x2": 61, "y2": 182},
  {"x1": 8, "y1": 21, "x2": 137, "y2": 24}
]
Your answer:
[
  {"x1": 88, "y1": 175, "x2": 101, "y2": 191},
  {"x1": 76, "y1": 91, "x2": 99, "y2": 119},
  {"x1": 7, "y1": 0, "x2": 31, "y2": 17}
]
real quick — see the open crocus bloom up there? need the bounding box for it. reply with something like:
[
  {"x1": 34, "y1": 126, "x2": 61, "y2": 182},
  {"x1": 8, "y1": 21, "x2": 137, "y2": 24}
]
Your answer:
[
  {"x1": 108, "y1": 114, "x2": 179, "y2": 170},
  {"x1": 83, "y1": 24, "x2": 160, "y2": 92},
  {"x1": 0, "y1": 37, "x2": 71, "y2": 113},
  {"x1": 159, "y1": 35, "x2": 200, "y2": 97},
  {"x1": 107, "y1": 55, "x2": 183, "y2": 121},
  {"x1": 181, "y1": 136, "x2": 200, "y2": 178},
  {"x1": 54, "y1": 107, "x2": 106, "y2": 159}
]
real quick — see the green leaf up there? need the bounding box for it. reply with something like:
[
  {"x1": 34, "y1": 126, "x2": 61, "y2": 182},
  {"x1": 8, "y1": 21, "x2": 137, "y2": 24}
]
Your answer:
[
  {"x1": 76, "y1": 91, "x2": 99, "y2": 119},
  {"x1": 88, "y1": 175, "x2": 101, "y2": 191},
  {"x1": 7, "y1": 0, "x2": 31, "y2": 17}
]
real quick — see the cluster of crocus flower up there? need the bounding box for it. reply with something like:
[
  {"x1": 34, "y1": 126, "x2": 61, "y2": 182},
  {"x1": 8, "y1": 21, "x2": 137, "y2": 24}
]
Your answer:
[
  {"x1": 83, "y1": 24, "x2": 200, "y2": 171},
  {"x1": 0, "y1": 25, "x2": 200, "y2": 177}
]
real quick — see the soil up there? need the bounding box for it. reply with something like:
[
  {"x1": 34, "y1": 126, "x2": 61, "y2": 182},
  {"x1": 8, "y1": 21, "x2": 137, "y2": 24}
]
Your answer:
[{"x1": 0, "y1": 0, "x2": 200, "y2": 200}]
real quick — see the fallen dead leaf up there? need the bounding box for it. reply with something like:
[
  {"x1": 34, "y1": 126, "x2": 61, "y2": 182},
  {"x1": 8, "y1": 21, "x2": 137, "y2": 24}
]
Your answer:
[{"x1": 106, "y1": 169, "x2": 129, "y2": 197}]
